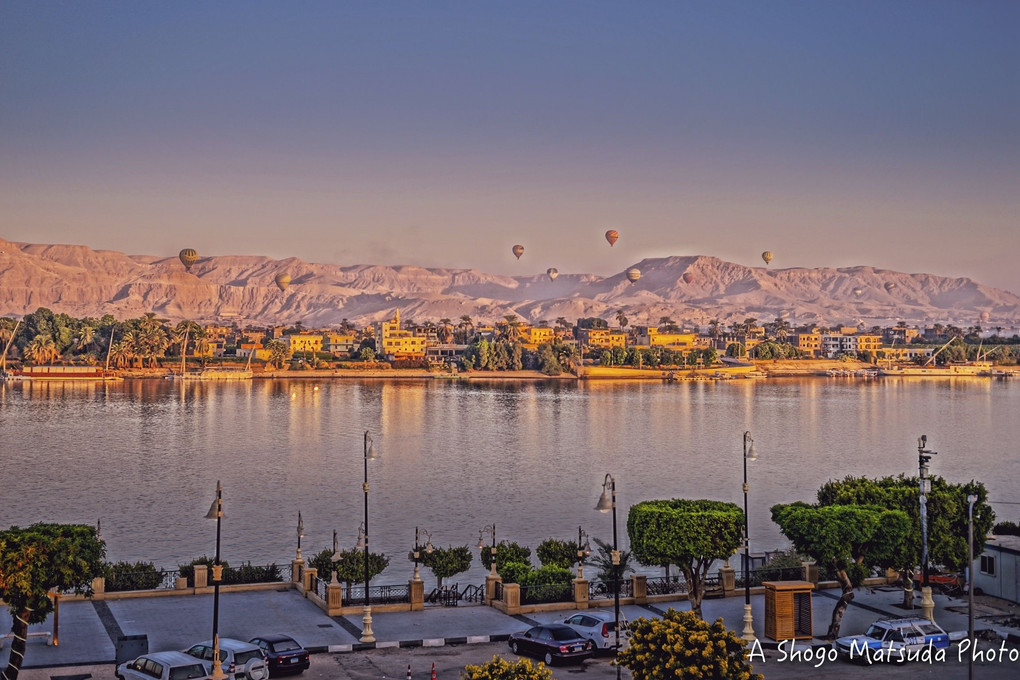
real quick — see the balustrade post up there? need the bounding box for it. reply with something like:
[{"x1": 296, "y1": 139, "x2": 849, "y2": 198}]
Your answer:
[
  {"x1": 291, "y1": 558, "x2": 304, "y2": 585},
  {"x1": 485, "y1": 573, "x2": 502, "y2": 605},
  {"x1": 92, "y1": 576, "x2": 106, "y2": 596},
  {"x1": 720, "y1": 565, "x2": 736, "y2": 594},
  {"x1": 327, "y1": 579, "x2": 343, "y2": 615},
  {"x1": 631, "y1": 573, "x2": 647, "y2": 604},
  {"x1": 502, "y1": 582, "x2": 520, "y2": 615},
  {"x1": 572, "y1": 578, "x2": 589, "y2": 608},
  {"x1": 194, "y1": 564, "x2": 208, "y2": 589},
  {"x1": 410, "y1": 578, "x2": 425, "y2": 611}
]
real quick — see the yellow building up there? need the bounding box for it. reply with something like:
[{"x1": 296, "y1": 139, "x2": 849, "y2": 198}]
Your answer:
[
  {"x1": 578, "y1": 328, "x2": 627, "y2": 349},
  {"x1": 523, "y1": 326, "x2": 555, "y2": 346},
  {"x1": 636, "y1": 327, "x2": 703, "y2": 349},
  {"x1": 285, "y1": 333, "x2": 323, "y2": 354},
  {"x1": 856, "y1": 334, "x2": 882, "y2": 353},
  {"x1": 794, "y1": 332, "x2": 821, "y2": 357},
  {"x1": 374, "y1": 310, "x2": 427, "y2": 360}
]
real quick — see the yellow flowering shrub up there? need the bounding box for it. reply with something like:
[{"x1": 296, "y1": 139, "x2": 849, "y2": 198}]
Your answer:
[
  {"x1": 462, "y1": 655, "x2": 553, "y2": 680},
  {"x1": 615, "y1": 609, "x2": 762, "y2": 680}
]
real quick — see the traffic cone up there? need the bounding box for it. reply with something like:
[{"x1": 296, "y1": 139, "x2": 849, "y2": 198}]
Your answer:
[
  {"x1": 431, "y1": 662, "x2": 436, "y2": 680},
  {"x1": 407, "y1": 665, "x2": 411, "y2": 680}
]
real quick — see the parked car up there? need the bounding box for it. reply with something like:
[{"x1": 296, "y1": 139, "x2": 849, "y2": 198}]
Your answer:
[
  {"x1": 116, "y1": 651, "x2": 210, "y2": 680},
  {"x1": 507, "y1": 624, "x2": 595, "y2": 665},
  {"x1": 562, "y1": 610, "x2": 629, "y2": 651},
  {"x1": 184, "y1": 638, "x2": 269, "y2": 680},
  {"x1": 835, "y1": 617, "x2": 950, "y2": 661},
  {"x1": 249, "y1": 634, "x2": 310, "y2": 676}
]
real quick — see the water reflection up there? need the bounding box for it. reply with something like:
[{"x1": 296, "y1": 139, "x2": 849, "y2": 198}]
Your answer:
[{"x1": 1, "y1": 376, "x2": 1016, "y2": 585}]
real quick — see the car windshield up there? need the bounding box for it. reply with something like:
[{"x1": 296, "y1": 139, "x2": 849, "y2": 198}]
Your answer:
[
  {"x1": 169, "y1": 664, "x2": 207, "y2": 680},
  {"x1": 864, "y1": 625, "x2": 887, "y2": 640},
  {"x1": 917, "y1": 624, "x2": 942, "y2": 636},
  {"x1": 550, "y1": 628, "x2": 579, "y2": 641},
  {"x1": 272, "y1": 640, "x2": 301, "y2": 652}
]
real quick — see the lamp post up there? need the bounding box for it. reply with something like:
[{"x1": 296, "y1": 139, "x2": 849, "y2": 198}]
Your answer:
[
  {"x1": 203, "y1": 481, "x2": 225, "y2": 680},
  {"x1": 296, "y1": 511, "x2": 305, "y2": 561},
  {"x1": 742, "y1": 430, "x2": 758, "y2": 642},
  {"x1": 576, "y1": 526, "x2": 591, "y2": 579},
  {"x1": 595, "y1": 474, "x2": 621, "y2": 666},
  {"x1": 917, "y1": 435, "x2": 937, "y2": 588},
  {"x1": 360, "y1": 430, "x2": 377, "y2": 643},
  {"x1": 478, "y1": 524, "x2": 497, "y2": 577},
  {"x1": 967, "y1": 494, "x2": 978, "y2": 680},
  {"x1": 413, "y1": 526, "x2": 434, "y2": 581}
]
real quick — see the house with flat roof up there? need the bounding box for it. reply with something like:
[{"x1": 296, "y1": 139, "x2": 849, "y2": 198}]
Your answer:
[{"x1": 973, "y1": 535, "x2": 1020, "y2": 604}]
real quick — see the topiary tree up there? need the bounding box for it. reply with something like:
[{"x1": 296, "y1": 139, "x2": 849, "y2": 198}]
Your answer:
[
  {"x1": 480, "y1": 540, "x2": 531, "y2": 573},
  {"x1": 414, "y1": 545, "x2": 473, "y2": 589},
  {"x1": 771, "y1": 502, "x2": 910, "y2": 639},
  {"x1": 328, "y1": 548, "x2": 390, "y2": 602},
  {"x1": 627, "y1": 499, "x2": 743, "y2": 619},
  {"x1": 0, "y1": 523, "x2": 106, "y2": 680},
  {"x1": 616, "y1": 609, "x2": 762, "y2": 680},
  {"x1": 462, "y1": 655, "x2": 553, "y2": 680},
  {"x1": 536, "y1": 538, "x2": 579, "y2": 569}
]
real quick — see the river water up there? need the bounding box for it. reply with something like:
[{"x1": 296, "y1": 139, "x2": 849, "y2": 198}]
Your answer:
[{"x1": 1, "y1": 376, "x2": 1017, "y2": 584}]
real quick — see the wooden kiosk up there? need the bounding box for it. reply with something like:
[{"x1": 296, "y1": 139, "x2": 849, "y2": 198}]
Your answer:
[{"x1": 763, "y1": 580, "x2": 814, "y2": 641}]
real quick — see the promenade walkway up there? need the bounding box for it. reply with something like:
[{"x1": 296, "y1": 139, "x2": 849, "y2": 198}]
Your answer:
[{"x1": 2, "y1": 583, "x2": 1018, "y2": 671}]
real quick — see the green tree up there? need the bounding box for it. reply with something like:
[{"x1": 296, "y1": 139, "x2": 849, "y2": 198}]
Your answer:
[
  {"x1": 771, "y1": 502, "x2": 910, "y2": 639},
  {"x1": 616, "y1": 609, "x2": 762, "y2": 680},
  {"x1": 816, "y1": 475, "x2": 994, "y2": 605},
  {"x1": 266, "y1": 340, "x2": 289, "y2": 369},
  {"x1": 480, "y1": 540, "x2": 532, "y2": 574},
  {"x1": 588, "y1": 537, "x2": 634, "y2": 583},
  {"x1": 536, "y1": 538, "x2": 579, "y2": 569},
  {"x1": 462, "y1": 655, "x2": 553, "y2": 680},
  {"x1": 328, "y1": 548, "x2": 390, "y2": 601},
  {"x1": 0, "y1": 523, "x2": 105, "y2": 680},
  {"x1": 627, "y1": 499, "x2": 743, "y2": 619},
  {"x1": 414, "y1": 545, "x2": 473, "y2": 589}
]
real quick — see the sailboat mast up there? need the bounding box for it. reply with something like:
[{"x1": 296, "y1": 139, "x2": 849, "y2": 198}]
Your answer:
[{"x1": 1, "y1": 319, "x2": 20, "y2": 374}]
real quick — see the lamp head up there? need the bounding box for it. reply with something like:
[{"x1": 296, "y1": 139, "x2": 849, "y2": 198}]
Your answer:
[
  {"x1": 967, "y1": 494, "x2": 978, "y2": 505},
  {"x1": 746, "y1": 439, "x2": 758, "y2": 462},
  {"x1": 365, "y1": 431, "x2": 378, "y2": 460},
  {"x1": 297, "y1": 511, "x2": 305, "y2": 537},
  {"x1": 477, "y1": 532, "x2": 485, "y2": 550},
  {"x1": 595, "y1": 488, "x2": 613, "y2": 513}
]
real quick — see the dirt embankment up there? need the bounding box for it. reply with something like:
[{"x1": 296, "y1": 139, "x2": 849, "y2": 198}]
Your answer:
[{"x1": 755, "y1": 359, "x2": 875, "y2": 375}]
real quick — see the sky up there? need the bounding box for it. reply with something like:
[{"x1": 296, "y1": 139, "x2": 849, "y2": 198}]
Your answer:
[{"x1": 2, "y1": 1, "x2": 1018, "y2": 292}]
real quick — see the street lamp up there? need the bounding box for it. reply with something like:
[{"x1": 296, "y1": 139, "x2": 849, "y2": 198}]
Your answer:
[
  {"x1": 595, "y1": 474, "x2": 621, "y2": 663},
  {"x1": 967, "y1": 494, "x2": 978, "y2": 680},
  {"x1": 296, "y1": 511, "x2": 305, "y2": 561},
  {"x1": 742, "y1": 430, "x2": 758, "y2": 642},
  {"x1": 360, "y1": 430, "x2": 378, "y2": 643},
  {"x1": 203, "y1": 481, "x2": 226, "y2": 680},
  {"x1": 478, "y1": 524, "x2": 497, "y2": 577},
  {"x1": 576, "y1": 526, "x2": 591, "y2": 579},
  {"x1": 917, "y1": 435, "x2": 937, "y2": 589},
  {"x1": 413, "y1": 526, "x2": 434, "y2": 581}
]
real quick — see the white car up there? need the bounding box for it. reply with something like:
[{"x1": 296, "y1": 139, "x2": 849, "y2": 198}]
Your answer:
[
  {"x1": 116, "y1": 651, "x2": 210, "y2": 680},
  {"x1": 562, "y1": 610, "x2": 629, "y2": 651},
  {"x1": 184, "y1": 638, "x2": 269, "y2": 680}
]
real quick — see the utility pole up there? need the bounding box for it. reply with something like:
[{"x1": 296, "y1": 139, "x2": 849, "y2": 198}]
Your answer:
[{"x1": 918, "y1": 435, "x2": 937, "y2": 622}]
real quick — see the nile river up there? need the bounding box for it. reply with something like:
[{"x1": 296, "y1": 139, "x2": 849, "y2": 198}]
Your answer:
[{"x1": 1, "y1": 377, "x2": 1018, "y2": 584}]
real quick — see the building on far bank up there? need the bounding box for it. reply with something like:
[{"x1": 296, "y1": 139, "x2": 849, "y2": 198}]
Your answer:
[
  {"x1": 374, "y1": 310, "x2": 427, "y2": 361},
  {"x1": 577, "y1": 327, "x2": 627, "y2": 349}
]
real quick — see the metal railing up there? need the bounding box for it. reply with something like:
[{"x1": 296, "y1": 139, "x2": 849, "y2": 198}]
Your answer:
[
  {"x1": 737, "y1": 565, "x2": 805, "y2": 588},
  {"x1": 104, "y1": 569, "x2": 180, "y2": 592},
  {"x1": 315, "y1": 577, "x2": 330, "y2": 600},
  {"x1": 588, "y1": 578, "x2": 634, "y2": 599},
  {"x1": 645, "y1": 575, "x2": 689, "y2": 596},
  {"x1": 348, "y1": 583, "x2": 410, "y2": 605},
  {"x1": 519, "y1": 582, "x2": 572, "y2": 605}
]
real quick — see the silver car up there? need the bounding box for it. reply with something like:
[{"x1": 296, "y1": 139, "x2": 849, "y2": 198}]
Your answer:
[
  {"x1": 562, "y1": 610, "x2": 629, "y2": 651},
  {"x1": 116, "y1": 651, "x2": 210, "y2": 680},
  {"x1": 184, "y1": 638, "x2": 269, "y2": 680}
]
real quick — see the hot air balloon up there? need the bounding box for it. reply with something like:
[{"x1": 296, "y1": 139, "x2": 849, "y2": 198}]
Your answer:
[
  {"x1": 512, "y1": 244, "x2": 524, "y2": 260},
  {"x1": 853, "y1": 287, "x2": 863, "y2": 297},
  {"x1": 980, "y1": 311, "x2": 990, "y2": 323},
  {"x1": 179, "y1": 248, "x2": 198, "y2": 272},
  {"x1": 274, "y1": 272, "x2": 291, "y2": 291},
  {"x1": 761, "y1": 251, "x2": 773, "y2": 265},
  {"x1": 884, "y1": 282, "x2": 897, "y2": 293},
  {"x1": 605, "y1": 230, "x2": 619, "y2": 247},
  {"x1": 626, "y1": 268, "x2": 641, "y2": 283},
  {"x1": 546, "y1": 268, "x2": 559, "y2": 281},
  {"x1": 682, "y1": 272, "x2": 694, "y2": 284}
]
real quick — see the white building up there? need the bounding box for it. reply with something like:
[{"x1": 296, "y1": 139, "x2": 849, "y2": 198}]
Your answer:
[{"x1": 973, "y1": 535, "x2": 1020, "y2": 604}]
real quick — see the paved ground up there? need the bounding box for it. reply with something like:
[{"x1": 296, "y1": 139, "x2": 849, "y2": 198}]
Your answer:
[{"x1": 2, "y1": 585, "x2": 1019, "y2": 678}]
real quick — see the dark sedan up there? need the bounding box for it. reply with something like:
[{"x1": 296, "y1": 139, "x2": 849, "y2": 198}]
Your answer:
[
  {"x1": 507, "y1": 624, "x2": 594, "y2": 665},
  {"x1": 249, "y1": 635, "x2": 310, "y2": 676}
]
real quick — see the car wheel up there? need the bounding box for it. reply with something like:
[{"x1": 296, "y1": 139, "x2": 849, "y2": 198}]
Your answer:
[
  {"x1": 510, "y1": 641, "x2": 519, "y2": 655},
  {"x1": 544, "y1": 652, "x2": 554, "y2": 666}
]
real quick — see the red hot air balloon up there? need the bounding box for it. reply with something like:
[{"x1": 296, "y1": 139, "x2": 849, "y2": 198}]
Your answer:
[
  {"x1": 682, "y1": 272, "x2": 694, "y2": 284},
  {"x1": 605, "y1": 230, "x2": 619, "y2": 247}
]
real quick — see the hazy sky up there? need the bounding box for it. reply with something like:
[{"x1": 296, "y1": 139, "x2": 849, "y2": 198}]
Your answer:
[{"x1": 2, "y1": 1, "x2": 1018, "y2": 292}]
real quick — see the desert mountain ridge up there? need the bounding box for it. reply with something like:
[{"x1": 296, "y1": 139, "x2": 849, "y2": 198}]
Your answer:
[{"x1": 1, "y1": 237, "x2": 1018, "y2": 329}]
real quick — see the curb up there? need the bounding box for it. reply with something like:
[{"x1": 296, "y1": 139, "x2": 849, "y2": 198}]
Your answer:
[{"x1": 327, "y1": 634, "x2": 512, "y2": 654}]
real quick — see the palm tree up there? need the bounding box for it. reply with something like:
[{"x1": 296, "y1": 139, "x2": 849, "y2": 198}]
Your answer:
[
  {"x1": 109, "y1": 341, "x2": 131, "y2": 369},
  {"x1": 708, "y1": 318, "x2": 721, "y2": 339},
  {"x1": 25, "y1": 335, "x2": 59, "y2": 365},
  {"x1": 266, "y1": 340, "x2": 289, "y2": 369},
  {"x1": 616, "y1": 310, "x2": 628, "y2": 331},
  {"x1": 499, "y1": 315, "x2": 522, "y2": 342}
]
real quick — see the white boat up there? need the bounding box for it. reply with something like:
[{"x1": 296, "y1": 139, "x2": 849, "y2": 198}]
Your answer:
[
  {"x1": 167, "y1": 367, "x2": 253, "y2": 380},
  {"x1": 878, "y1": 361, "x2": 993, "y2": 377}
]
